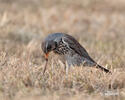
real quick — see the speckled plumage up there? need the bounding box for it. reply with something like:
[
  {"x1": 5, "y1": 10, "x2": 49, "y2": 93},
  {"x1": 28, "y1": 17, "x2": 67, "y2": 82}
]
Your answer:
[{"x1": 42, "y1": 33, "x2": 110, "y2": 73}]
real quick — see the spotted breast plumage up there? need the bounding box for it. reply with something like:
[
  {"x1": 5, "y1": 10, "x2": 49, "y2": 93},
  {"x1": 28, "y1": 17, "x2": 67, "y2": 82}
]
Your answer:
[{"x1": 42, "y1": 33, "x2": 110, "y2": 73}]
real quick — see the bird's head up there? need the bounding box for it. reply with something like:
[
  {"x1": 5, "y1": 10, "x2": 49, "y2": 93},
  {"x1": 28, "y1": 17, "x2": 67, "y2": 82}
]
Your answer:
[
  {"x1": 41, "y1": 33, "x2": 63, "y2": 60},
  {"x1": 42, "y1": 40, "x2": 57, "y2": 60}
]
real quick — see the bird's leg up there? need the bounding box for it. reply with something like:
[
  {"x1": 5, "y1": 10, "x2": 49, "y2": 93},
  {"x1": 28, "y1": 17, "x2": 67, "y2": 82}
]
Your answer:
[{"x1": 65, "y1": 62, "x2": 69, "y2": 75}]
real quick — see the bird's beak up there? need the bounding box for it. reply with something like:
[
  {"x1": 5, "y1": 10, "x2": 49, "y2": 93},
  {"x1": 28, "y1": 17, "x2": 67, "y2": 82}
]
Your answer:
[
  {"x1": 43, "y1": 53, "x2": 49, "y2": 75},
  {"x1": 44, "y1": 53, "x2": 49, "y2": 60}
]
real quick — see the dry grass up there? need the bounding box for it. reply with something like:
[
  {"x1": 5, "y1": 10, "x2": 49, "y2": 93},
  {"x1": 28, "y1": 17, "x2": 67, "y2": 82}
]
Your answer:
[{"x1": 0, "y1": 0, "x2": 125, "y2": 100}]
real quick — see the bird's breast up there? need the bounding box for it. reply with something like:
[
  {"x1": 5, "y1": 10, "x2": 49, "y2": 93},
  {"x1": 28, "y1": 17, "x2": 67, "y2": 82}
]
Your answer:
[{"x1": 53, "y1": 41, "x2": 70, "y2": 55}]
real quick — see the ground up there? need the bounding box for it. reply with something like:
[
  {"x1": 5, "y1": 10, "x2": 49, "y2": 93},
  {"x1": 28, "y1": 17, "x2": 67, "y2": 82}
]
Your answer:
[{"x1": 0, "y1": 0, "x2": 125, "y2": 100}]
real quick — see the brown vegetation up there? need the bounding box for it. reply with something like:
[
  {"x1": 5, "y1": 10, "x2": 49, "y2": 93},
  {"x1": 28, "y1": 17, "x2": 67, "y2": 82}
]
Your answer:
[{"x1": 0, "y1": 0, "x2": 125, "y2": 100}]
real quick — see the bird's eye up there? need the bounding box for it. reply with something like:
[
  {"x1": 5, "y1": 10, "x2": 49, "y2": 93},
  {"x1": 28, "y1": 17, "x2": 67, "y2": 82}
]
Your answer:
[
  {"x1": 47, "y1": 44, "x2": 51, "y2": 51},
  {"x1": 54, "y1": 41, "x2": 58, "y2": 47}
]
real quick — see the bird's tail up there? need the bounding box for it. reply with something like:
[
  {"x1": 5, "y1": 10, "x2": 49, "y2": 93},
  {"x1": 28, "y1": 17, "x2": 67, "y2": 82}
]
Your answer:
[{"x1": 96, "y1": 64, "x2": 111, "y2": 73}]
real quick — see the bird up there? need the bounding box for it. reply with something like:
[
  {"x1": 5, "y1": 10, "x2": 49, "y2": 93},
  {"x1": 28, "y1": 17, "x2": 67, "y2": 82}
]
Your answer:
[{"x1": 41, "y1": 33, "x2": 111, "y2": 74}]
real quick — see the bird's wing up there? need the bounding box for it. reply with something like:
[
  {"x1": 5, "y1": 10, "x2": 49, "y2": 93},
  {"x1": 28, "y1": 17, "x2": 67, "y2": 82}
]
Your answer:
[{"x1": 62, "y1": 34, "x2": 95, "y2": 63}]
